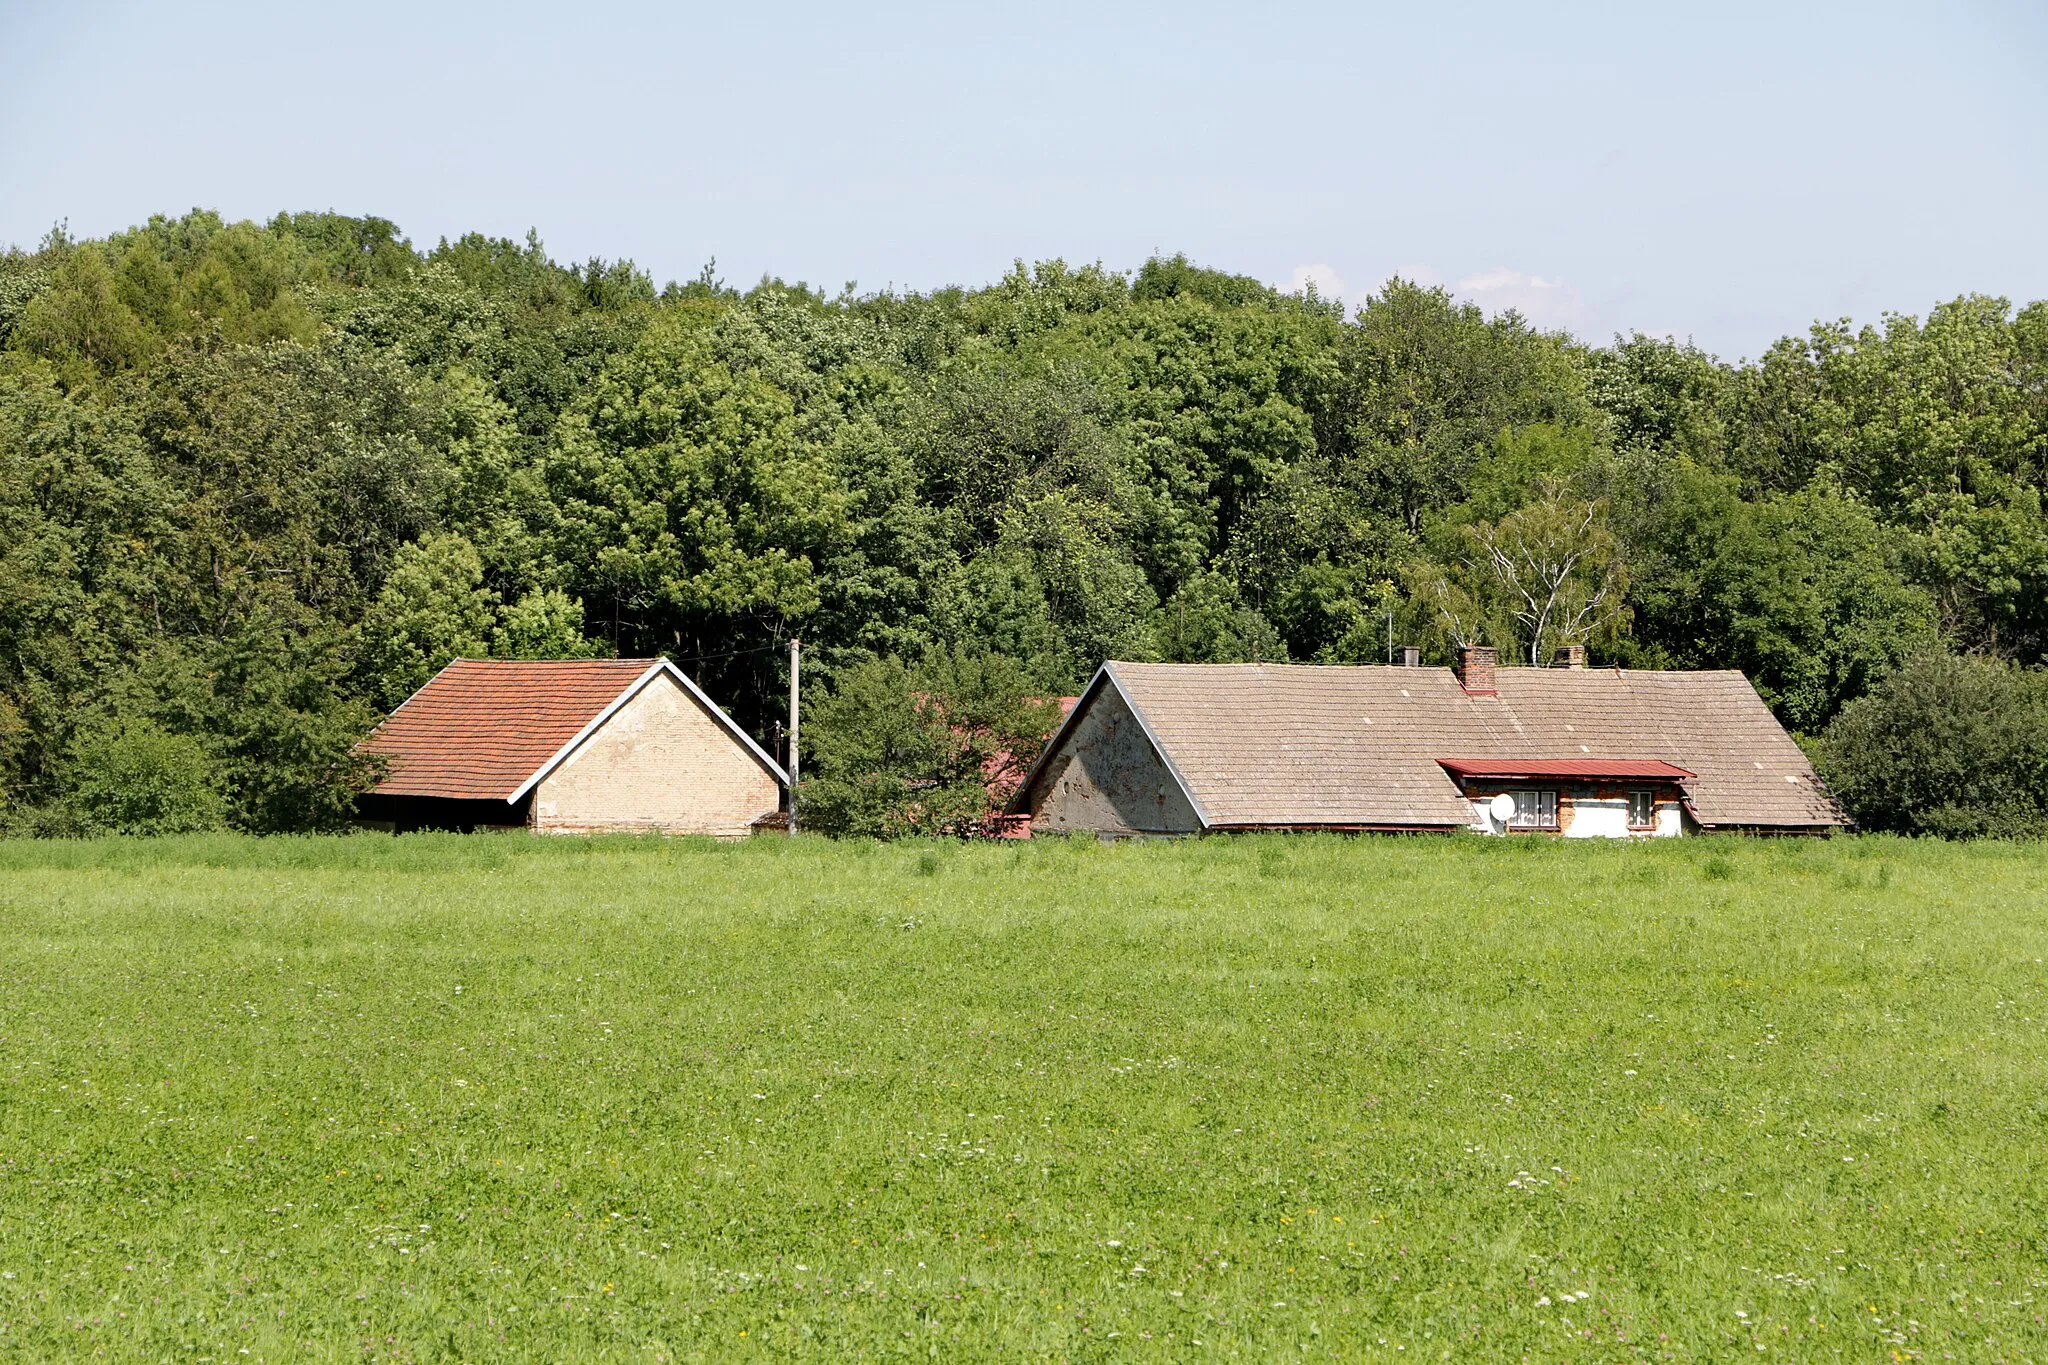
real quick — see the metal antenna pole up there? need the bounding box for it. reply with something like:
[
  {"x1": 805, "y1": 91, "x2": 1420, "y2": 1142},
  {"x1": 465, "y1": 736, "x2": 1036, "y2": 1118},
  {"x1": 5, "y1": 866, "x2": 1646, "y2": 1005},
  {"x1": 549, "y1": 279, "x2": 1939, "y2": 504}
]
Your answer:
[{"x1": 787, "y1": 638, "x2": 801, "y2": 835}]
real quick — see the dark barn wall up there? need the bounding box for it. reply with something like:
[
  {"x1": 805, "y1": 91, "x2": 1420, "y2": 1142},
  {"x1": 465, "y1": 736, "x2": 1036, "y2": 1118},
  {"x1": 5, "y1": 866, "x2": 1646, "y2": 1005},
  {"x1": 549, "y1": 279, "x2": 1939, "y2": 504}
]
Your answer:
[
  {"x1": 1027, "y1": 685, "x2": 1202, "y2": 836},
  {"x1": 355, "y1": 793, "x2": 532, "y2": 833}
]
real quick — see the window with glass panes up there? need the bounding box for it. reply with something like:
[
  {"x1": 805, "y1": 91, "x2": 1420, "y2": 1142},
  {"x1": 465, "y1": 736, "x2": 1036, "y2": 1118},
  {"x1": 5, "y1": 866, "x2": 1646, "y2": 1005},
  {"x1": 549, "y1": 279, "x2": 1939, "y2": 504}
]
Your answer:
[
  {"x1": 1627, "y1": 790, "x2": 1656, "y2": 827},
  {"x1": 1507, "y1": 790, "x2": 1558, "y2": 829}
]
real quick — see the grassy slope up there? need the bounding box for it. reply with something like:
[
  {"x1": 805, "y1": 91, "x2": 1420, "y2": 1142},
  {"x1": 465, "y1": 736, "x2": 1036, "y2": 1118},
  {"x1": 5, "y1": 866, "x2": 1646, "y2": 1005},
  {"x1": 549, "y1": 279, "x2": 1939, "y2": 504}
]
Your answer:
[{"x1": 0, "y1": 833, "x2": 2045, "y2": 1361}]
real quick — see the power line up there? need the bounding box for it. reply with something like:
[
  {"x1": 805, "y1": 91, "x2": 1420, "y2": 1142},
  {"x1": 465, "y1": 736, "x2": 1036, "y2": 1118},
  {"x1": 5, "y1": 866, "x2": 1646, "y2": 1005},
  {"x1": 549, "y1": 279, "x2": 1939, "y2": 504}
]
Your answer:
[{"x1": 664, "y1": 641, "x2": 785, "y2": 666}]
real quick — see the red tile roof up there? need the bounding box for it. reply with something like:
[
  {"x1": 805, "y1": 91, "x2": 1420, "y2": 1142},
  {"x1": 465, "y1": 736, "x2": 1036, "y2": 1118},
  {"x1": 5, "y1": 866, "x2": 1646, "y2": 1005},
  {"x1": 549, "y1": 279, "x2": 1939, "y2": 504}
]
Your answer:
[
  {"x1": 1437, "y1": 757, "x2": 1695, "y2": 781},
  {"x1": 357, "y1": 659, "x2": 667, "y2": 801},
  {"x1": 977, "y1": 695, "x2": 1079, "y2": 804}
]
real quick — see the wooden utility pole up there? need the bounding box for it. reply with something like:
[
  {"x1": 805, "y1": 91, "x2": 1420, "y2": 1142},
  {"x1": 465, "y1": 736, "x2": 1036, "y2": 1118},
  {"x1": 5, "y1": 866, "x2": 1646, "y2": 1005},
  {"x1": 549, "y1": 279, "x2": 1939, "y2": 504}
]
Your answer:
[{"x1": 787, "y1": 638, "x2": 801, "y2": 834}]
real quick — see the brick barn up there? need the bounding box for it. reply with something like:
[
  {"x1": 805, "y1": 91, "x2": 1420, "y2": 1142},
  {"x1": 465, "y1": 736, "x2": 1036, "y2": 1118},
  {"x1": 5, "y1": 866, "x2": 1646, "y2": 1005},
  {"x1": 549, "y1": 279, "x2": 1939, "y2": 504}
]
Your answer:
[
  {"x1": 1008, "y1": 646, "x2": 1845, "y2": 838},
  {"x1": 354, "y1": 659, "x2": 787, "y2": 837}
]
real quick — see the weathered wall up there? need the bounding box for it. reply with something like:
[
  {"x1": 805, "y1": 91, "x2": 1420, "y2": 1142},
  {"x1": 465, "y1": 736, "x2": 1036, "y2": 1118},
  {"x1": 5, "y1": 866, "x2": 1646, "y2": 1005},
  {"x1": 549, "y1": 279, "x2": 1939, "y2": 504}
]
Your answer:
[
  {"x1": 1027, "y1": 686, "x2": 1203, "y2": 836},
  {"x1": 1561, "y1": 794, "x2": 1630, "y2": 839},
  {"x1": 1464, "y1": 787, "x2": 1686, "y2": 839},
  {"x1": 1560, "y1": 790, "x2": 1685, "y2": 839},
  {"x1": 532, "y1": 675, "x2": 780, "y2": 838}
]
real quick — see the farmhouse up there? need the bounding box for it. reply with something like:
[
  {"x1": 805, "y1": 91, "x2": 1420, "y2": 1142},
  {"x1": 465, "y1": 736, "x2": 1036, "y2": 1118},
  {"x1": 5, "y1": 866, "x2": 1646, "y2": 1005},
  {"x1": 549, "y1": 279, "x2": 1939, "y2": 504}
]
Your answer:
[
  {"x1": 354, "y1": 658, "x2": 787, "y2": 836},
  {"x1": 1010, "y1": 646, "x2": 1844, "y2": 838}
]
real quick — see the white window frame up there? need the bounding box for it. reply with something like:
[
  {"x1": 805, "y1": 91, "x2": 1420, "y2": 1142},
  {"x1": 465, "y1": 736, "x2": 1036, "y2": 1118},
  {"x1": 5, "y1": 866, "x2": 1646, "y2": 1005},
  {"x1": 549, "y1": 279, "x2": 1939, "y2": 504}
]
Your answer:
[
  {"x1": 1627, "y1": 790, "x2": 1656, "y2": 829},
  {"x1": 1507, "y1": 789, "x2": 1559, "y2": 830}
]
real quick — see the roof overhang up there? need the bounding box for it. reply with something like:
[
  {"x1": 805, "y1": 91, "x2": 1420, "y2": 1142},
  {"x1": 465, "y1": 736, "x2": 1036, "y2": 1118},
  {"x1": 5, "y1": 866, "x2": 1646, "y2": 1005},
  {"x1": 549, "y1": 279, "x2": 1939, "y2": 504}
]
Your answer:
[
  {"x1": 1436, "y1": 757, "x2": 1695, "y2": 782},
  {"x1": 1204, "y1": 822, "x2": 1463, "y2": 834}
]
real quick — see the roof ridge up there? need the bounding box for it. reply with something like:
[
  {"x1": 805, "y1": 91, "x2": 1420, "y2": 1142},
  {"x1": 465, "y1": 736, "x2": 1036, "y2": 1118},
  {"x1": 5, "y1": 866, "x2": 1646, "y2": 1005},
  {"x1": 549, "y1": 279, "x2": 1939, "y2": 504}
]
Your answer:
[{"x1": 442, "y1": 656, "x2": 655, "y2": 665}]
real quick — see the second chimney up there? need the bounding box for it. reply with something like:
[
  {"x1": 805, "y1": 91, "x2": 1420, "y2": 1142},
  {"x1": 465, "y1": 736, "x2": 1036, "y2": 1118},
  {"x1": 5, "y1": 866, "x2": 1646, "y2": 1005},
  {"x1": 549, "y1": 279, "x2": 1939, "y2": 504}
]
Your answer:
[
  {"x1": 1399, "y1": 645, "x2": 1421, "y2": 668},
  {"x1": 1456, "y1": 644, "x2": 1498, "y2": 694},
  {"x1": 1552, "y1": 644, "x2": 1587, "y2": 669}
]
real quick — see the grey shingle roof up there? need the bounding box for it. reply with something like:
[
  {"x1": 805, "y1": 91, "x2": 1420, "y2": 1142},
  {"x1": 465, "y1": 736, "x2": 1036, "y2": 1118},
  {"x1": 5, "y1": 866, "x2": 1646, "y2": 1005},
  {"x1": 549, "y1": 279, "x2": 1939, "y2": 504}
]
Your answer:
[{"x1": 1034, "y1": 662, "x2": 1842, "y2": 830}]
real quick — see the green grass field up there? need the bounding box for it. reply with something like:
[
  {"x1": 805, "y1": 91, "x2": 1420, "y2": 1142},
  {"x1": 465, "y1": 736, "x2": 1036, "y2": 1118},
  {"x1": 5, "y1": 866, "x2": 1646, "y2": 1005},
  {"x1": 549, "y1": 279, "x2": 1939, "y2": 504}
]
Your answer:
[{"x1": 2, "y1": 833, "x2": 2046, "y2": 1361}]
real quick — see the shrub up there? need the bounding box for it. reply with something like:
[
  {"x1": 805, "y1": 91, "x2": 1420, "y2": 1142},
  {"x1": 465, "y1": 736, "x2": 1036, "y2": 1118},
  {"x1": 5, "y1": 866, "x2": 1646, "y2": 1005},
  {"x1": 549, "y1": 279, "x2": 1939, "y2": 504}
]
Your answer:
[
  {"x1": 1817, "y1": 653, "x2": 2048, "y2": 837},
  {"x1": 61, "y1": 718, "x2": 226, "y2": 835},
  {"x1": 798, "y1": 649, "x2": 1064, "y2": 838}
]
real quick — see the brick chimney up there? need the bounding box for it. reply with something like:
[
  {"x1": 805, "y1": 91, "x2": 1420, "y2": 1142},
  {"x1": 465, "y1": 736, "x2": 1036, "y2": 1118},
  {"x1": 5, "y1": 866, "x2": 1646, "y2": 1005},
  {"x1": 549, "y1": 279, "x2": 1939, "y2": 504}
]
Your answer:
[
  {"x1": 1552, "y1": 644, "x2": 1587, "y2": 669},
  {"x1": 1399, "y1": 645, "x2": 1421, "y2": 668},
  {"x1": 1456, "y1": 644, "x2": 1498, "y2": 694}
]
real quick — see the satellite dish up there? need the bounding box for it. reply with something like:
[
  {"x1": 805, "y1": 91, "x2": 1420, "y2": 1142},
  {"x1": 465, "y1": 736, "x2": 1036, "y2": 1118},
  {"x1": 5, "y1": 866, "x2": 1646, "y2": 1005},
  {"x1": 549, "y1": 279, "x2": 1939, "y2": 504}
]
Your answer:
[{"x1": 1487, "y1": 793, "x2": 1517, "y2": 823}]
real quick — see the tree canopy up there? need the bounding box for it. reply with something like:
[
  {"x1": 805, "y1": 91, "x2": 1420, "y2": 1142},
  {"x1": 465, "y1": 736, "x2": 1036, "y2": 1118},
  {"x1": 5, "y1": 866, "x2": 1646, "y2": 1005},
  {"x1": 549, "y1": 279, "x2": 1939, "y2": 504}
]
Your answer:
[{"x1": 2, "y1": 209, "x2": 2043, "y2": 832}]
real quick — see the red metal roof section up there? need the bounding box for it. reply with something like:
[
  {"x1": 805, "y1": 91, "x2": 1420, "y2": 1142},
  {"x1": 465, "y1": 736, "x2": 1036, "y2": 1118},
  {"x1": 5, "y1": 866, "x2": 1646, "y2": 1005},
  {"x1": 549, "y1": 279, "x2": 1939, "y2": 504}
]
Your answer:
[
  {"x1": 358, "y1": 659, "x2": 660, "y2": 801},
  {"x1": 1436, "y1": 757, "x2": 1695, "y2": 781}
]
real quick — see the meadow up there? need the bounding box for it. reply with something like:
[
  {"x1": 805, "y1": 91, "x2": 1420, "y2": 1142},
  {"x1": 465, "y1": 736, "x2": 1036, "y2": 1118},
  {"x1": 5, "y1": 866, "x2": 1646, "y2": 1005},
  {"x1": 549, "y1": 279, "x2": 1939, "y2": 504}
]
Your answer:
[{"x1": 0, "y1": 832, "x2": 2045, "y2": 1361}]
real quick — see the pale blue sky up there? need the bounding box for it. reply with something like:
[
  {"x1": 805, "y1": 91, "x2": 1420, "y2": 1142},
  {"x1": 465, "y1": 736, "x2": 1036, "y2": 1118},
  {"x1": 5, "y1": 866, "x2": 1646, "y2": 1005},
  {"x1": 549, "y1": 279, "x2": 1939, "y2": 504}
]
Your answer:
[{"x1": 2, "y1": 0, "x2": 2043, "y2": 357}]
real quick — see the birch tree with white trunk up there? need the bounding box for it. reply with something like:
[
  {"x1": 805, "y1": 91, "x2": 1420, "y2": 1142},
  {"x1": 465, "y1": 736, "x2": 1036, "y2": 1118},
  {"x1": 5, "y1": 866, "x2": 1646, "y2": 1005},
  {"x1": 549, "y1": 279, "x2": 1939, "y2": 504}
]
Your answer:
[{"x1": 1410, "y1": 489, "x2": 1628, "y2": 664}]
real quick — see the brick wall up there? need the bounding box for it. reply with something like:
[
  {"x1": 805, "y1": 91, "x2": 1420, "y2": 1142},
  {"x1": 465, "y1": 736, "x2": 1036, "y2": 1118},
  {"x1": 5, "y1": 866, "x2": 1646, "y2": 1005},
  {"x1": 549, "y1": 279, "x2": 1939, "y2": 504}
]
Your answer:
[{"x1": 531, "y1": 675, "x2": 781, "y2": 838}]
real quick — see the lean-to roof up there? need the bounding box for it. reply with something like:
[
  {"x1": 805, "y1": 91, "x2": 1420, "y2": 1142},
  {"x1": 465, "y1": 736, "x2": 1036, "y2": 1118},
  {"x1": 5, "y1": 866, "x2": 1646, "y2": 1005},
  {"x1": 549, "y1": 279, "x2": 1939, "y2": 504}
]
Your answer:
[{"x1": 1436, "y1": 757, "x2": 1694, "y2": 781}]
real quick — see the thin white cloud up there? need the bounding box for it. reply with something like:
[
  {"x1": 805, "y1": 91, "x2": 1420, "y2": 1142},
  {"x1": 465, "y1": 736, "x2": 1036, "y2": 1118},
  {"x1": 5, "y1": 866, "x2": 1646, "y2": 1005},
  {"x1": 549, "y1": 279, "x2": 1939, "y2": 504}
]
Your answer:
[
  {"x1": 1278, "y1": 261, "x2": 1582, "y2": 329},
  {"x1": 1452, "y1": 267, "x2": 1581, "y2": 329},
  {"x1": 1457, "y1": 268, "x2": 1539, "y2": 294},
  {"x1": 1288, "y1": 263, "x2": 1348, "y2": 301}
]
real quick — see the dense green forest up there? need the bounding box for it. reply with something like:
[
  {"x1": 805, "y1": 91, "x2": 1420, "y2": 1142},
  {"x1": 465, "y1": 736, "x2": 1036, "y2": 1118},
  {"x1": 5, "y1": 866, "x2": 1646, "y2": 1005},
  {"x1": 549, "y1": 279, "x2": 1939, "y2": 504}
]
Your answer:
[{"x1": 2, "y1": 210, "x2": 2045, "y2": 836}]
